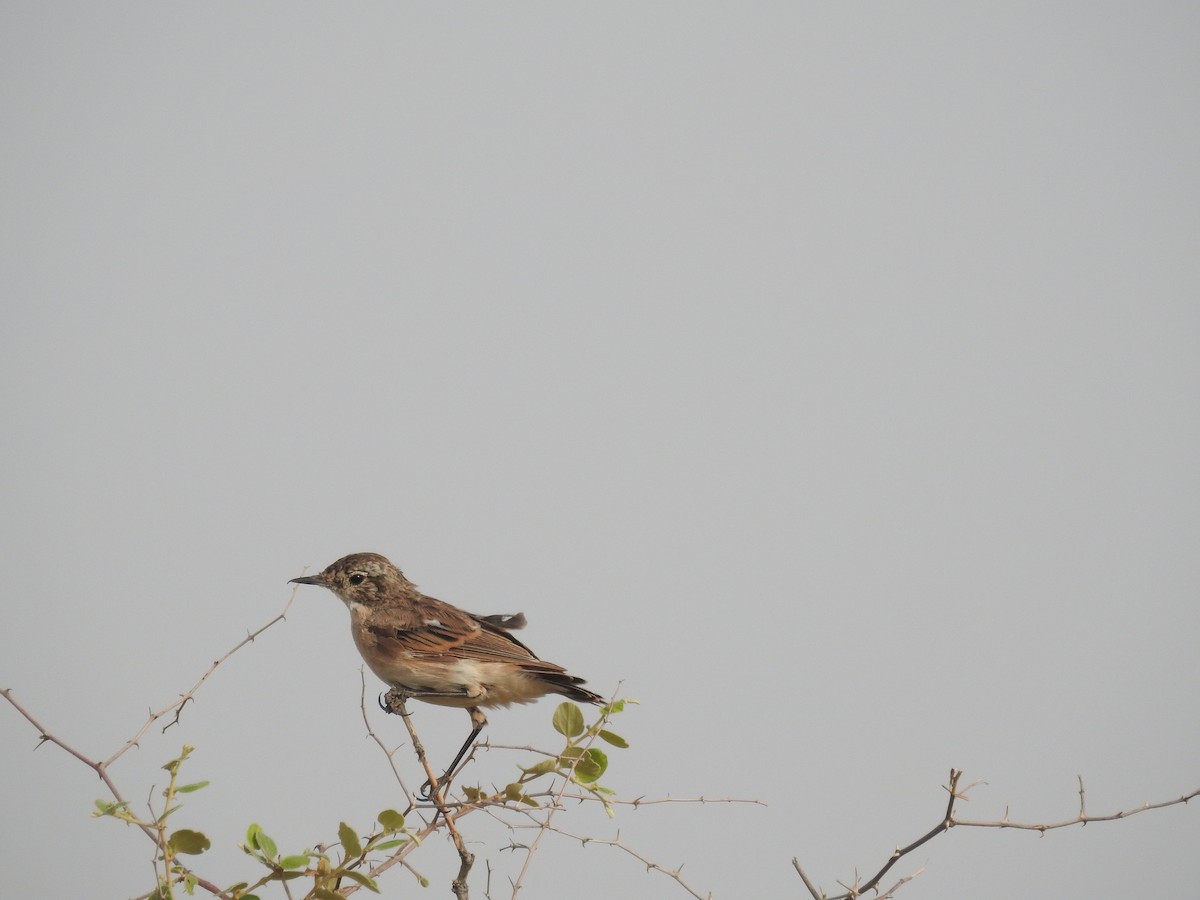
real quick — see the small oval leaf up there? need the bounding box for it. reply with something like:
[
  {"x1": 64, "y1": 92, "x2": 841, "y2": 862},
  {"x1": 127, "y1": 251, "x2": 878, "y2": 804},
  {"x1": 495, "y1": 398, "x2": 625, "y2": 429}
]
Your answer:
[
  {"x1": 597, "y1": 730, "x2": 629, "y2": 748},
  {"x1": 168, "y1": 829, "x2": 211, "y2": 855},
  {"x1": 279, "y1": 855, "x2": 311, "y2": 870},
  {"x1": 552, "y1": 702, "x2": 585, "y2": 738},
  {"x1": 341, "y1": 870, "x2": 381, "y2": 893},
  {"x1": 573, "y1": 748, "x2": 609, "y2": 783},
  {"x1": 257, "y1": 830, "x2": 277, "y2": 859},
  {"x1": 377, "y1": 809, "x2": 405, "y2": 832},
  {"x1": 338, "y1": 821, "x2": 363, "y2": 858}
]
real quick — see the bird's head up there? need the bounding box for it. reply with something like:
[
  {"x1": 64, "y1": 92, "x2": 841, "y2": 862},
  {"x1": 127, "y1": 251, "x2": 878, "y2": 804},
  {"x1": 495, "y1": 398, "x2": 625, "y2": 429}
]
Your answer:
[{"x1": 289, "y1": 552, "x2": 413, "y2": 607}]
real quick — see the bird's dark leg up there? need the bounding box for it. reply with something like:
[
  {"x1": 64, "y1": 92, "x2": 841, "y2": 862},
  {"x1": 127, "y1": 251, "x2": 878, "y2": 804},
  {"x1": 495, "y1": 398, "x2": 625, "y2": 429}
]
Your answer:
[
  {"x1": 419, "y1": 707, "x2": 487, "y2": 801},
  {"x1": 377, "y1": 688, "x2": 487, "y2": 800}
]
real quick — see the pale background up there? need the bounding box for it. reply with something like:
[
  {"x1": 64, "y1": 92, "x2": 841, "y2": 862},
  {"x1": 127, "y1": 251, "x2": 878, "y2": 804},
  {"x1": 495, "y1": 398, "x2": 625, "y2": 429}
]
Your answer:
[{"x1": 2, "y1": 4, "x2": 1197, "y2": 899}]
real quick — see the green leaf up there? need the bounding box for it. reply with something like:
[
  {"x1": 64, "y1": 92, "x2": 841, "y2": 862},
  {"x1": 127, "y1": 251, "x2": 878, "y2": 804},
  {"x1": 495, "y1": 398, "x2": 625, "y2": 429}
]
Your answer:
[
  {"x1": 573, "y1": 748, "x2": 608, "y2": 784},
  {"x1": 157, "y1": 803, "x2": 182, "y2": 824},
  {"x1": 552, "y1": 702, "x2": 585, "y2": 738},
  {"x1": 313, "y1": 890, "x2": 343, "y2": 900},
  {"x1": 168, "y1": 829, "x2": 211, "y2": 855},
  {"x1": 257, "y1": 830, "x2": 277, "y2": 859},
  {"x1": 597, "y1": 729, "x2": 629, "y2": 748},
  {"x1": 502, "y1": 783, "x2": 534, "y2": 804},
  {"x1": 161, "y1": 744, "x2": 195, "y2": 774},
  {"x1": 176, "y1": 780, "x2": 210, "y2": 794},
  {"x1": 520, "y1": 759, "x2": 559, "y2": 777},
  {"x1": 341, "y1": 870, "x2": 381, "y2": 893},
  {"x1": 279, "y1": 855, "x2": 311, "y2": 870},
  {"x1": 92, "y1": 798, "x2": 131, "y2": 817},
  {"x1": 374, "y1": 838, "x2": 408, "y2": 850},
  {"x1": 245, "y1": 823, "x2": 262, "y2": 847},
  {"x1": 338, "y1": 821, "x2": 363, "y2": 858},
  {"x1": 377, "y1": 809, "x2": 405, "y2": 832},
  {"x1": 602, "y1": 698, "x2": 637, "y2": 715}
]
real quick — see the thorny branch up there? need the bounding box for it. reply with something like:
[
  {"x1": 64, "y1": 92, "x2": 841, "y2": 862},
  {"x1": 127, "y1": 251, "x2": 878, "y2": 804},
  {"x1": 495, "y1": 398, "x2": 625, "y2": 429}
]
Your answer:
[
  {"x1": 792, "y1": 768, "x2": 1200, "y2": 900},
  {"x1": 543, "y1": 826, "x2": 714, "y2": 900},
  {"x1": 1, "y1": 589, "x2": 298, "y2": 898},
  {"x1": 384, "y1": 693, "x2": 477, "y2": 900},
  {"x1": 505, "y1": 690, "x2": 622, "y2": 899},
  {"x1": 7, "y1": 587, "x2": 1197, "y2": 900},
  {"x1": 4, "y1": 580, "x2": 752, "y2": 900},
  {"x1": 355, "y1": 686, "x2": 761, "y2": 900}
]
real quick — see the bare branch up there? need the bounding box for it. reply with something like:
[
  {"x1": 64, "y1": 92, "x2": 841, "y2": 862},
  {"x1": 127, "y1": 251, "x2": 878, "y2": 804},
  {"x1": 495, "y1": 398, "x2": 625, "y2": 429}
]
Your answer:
[
  {"x1": 793, "y1": 769, "x2": 1199, "y2": 900},
  {"x1": 104, "y1": 592, "x2": 296, "y2": 767},
  {"x1": 508, "y1": 689, "x2": 623, "y2": 898},
  {"x1": 2, "y1": 589, "x2": 299, "y2": 899},
  {"x1": 549, "y1": 825, "x2": 714, "y2": 900},
  {"x1": 386, "y1": 695, "x2": 476, "y2": 899},
  {"x1": 357, "y1": 668, "x2": 413, "y2": 796}
]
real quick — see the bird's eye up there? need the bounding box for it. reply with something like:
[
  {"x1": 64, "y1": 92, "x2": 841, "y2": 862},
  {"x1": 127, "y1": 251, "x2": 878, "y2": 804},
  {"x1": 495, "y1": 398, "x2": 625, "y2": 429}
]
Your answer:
[{"x1": 349, "y1": 573, "x2": 366, "y2": 586}]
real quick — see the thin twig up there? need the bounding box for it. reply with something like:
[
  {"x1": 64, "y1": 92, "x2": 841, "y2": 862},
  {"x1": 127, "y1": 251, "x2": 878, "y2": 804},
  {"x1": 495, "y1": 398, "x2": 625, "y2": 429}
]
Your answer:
[
  {"x1": 548, "y1": 826, "x2": 714, "y2": 900},
  {"x1": 2, "y1": 589, "x2": 299, "y2": 899},
  {"x1": 104, "y1": 594, "x2": 296, "y2": 768},
  {"x1": 952, "y1": 786, "x2": 1200, "y2": 832},
  {"x1": 386, "y1": 695, "x2": 476, "y2": 899},
  {"x1": 357, "y1": 668, "x2": 413, "y2": 798},
  {"x1": 508, "y1": 687, "x2": 621, "y2": 898},
  {"x1": 793, "y1": 769, "x2": 1199, "y2": 900}
]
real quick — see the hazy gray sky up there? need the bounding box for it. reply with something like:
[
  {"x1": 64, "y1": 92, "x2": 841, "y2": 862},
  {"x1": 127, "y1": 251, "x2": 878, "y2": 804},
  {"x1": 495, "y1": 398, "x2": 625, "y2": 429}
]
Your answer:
[{"x1": 2, "y1": 4, "x2": 1197, "y2": 899}]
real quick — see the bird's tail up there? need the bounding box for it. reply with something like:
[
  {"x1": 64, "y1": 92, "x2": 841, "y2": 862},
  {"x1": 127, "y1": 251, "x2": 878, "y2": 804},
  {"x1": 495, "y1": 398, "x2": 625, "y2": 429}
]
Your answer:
[{"x1": 542, "y1": 673, "x2": 604, "y2": 706}]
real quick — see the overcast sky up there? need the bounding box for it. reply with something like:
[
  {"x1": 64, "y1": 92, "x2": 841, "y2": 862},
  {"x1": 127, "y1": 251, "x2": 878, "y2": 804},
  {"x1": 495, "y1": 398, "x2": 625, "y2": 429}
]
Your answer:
[{"x1": 2, "y1": 4, "x2": 1197, "y2": 899}]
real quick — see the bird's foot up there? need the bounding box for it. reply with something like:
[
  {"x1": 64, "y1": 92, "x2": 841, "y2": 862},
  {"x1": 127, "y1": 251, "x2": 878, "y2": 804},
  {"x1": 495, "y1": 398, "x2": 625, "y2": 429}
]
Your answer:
[
  {"x1": 378, "y1": 690, "x2": 412, "y2": 716},
  {"x1": 418, "y1": 770, "x2": 453, "y2": 802}
]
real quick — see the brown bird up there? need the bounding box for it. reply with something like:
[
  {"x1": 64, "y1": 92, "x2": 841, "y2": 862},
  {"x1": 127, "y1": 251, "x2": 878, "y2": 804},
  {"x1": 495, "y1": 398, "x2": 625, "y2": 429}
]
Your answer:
[{"x1": 289, "y1": 552, "x2": 602, "y2": 793}]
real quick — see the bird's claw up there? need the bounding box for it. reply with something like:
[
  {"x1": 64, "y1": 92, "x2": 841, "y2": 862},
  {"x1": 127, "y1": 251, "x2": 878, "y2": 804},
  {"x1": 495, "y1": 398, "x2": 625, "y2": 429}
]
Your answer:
[
  {"x1": 378, "y1": 690, "x2": 411, "y2": 716},
  {"x1": 417, "y1": 770, "x2": 454, "y2": 802}
]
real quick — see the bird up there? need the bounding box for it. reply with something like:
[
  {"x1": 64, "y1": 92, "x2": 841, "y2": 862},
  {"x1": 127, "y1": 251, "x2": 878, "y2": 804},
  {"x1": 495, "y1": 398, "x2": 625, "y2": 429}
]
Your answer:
[{"x1": 289, "y1": 552, "x2": 602, "y2": 794}]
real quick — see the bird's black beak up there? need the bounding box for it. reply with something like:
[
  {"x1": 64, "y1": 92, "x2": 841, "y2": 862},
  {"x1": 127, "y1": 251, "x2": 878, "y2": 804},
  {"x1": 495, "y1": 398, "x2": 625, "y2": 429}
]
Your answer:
[{"x1": 289, "y1": 575, "x2": 324, "y2": 586}]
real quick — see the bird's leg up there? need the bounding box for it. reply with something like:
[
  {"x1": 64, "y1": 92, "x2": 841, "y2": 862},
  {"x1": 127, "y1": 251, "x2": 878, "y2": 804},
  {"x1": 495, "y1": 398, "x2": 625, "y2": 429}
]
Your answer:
[
  {"x1": 380, "y1": 685, "x2": 467, "y2": 715},
  {"x1": 419, "y1": 707, "x2": 488, "y2": 801},
  {"x1": 377, "y1": 687, "x2": 488, "y2": 800}
]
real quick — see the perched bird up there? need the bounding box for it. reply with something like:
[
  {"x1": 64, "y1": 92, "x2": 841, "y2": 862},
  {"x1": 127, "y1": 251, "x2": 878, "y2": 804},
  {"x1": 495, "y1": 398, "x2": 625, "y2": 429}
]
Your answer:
[{"x1": 289, "y1": 552, "x2": 602, "y2": 792}]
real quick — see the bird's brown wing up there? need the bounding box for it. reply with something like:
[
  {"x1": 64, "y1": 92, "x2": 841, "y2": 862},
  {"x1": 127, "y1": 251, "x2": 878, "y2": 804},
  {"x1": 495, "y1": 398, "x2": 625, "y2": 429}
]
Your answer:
[{"x1": 365, "y1": 595, "x2": 569, "y2": 675}]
